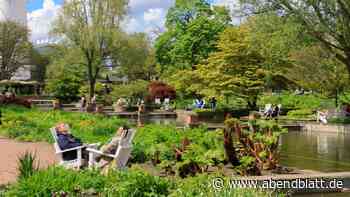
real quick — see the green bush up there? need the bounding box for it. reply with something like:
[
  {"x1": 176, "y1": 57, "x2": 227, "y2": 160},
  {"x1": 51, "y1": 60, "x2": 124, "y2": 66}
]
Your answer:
[
  {"x1": 258, "y1": 93, "x2": 334, "y2": 110},
  {"x1": 0, "y1": 106, "x2": 127, "y2": 143},
  {"x1": 171, "y1": 174, "x2": 282, "y2": 197},
  {"x1": 111, "y1": 80, "x2": 149, "y2": 104},
  {"x1": 131, "y1": 124, "x2": 225, "y2": 176},
  {"x1": 287, "y1": 109, "x2": 314, "y2": 118},
  {"x1": 5, "y1": 167, "x2": 172, "y2": 197},
  {"x1": 5, "y1": 167, "x2": 282, "y2": 197},
  {"x1": 45, "y1": 75, "x2": 82, "y2": 102},
  {"x1": 329, "y1": 117, "x2": 350, "y2": 124}
]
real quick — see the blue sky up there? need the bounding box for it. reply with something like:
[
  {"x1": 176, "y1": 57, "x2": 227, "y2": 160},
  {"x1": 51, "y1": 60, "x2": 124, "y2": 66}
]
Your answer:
[
  {"x1": 26, "y1": 0, "x2": 234, "y2": 42},
  {"x1": 27, "y1": 0, "x2": 63, "y2": 12}
]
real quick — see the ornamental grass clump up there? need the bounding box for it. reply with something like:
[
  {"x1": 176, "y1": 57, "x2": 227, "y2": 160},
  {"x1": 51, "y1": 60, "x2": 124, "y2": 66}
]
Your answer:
[{"x1": 17, "y1": 151, "x2": 39, "y2": 180}]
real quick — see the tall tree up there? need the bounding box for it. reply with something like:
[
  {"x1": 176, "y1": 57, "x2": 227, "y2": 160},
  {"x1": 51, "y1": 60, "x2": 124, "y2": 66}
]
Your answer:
[
  {"x1": 110, "y1": 33, "x2": 157, "y2": 81},
  {"x1": 0, "y1": 21, "x2": 32, "y2": 80},
  {"x1": 53, "y1": 0, "x2": 128, "y2": 99},
  {"x1": 155, "y1": 0, "x2": 231, "y2": 72},
  {"x1": 244, "y1": 13, "x2": 315, "y2": 90},
  {"x1": 240, "y1": 0, "x2": 350, "y2": 76},
  {"x1": 170, "y1": 26, "x2": 265, "y2": 109},
  {"x1": 30, "y1": 49, "x2": 50, "y2": 83}
]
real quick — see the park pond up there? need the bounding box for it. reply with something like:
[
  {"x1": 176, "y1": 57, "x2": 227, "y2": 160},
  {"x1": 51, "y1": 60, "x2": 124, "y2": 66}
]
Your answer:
[{"x1": 127, "y1": 117, "x2": 350, "y2": 173}]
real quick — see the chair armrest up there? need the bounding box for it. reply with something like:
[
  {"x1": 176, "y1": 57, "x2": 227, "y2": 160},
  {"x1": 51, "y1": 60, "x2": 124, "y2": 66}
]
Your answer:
[
  {"x1": 55, "y1": 145, "x2": 87, "y2": 154},
  {"x1": 86, "y1": 148, "x2": 116, "y2": 158}
]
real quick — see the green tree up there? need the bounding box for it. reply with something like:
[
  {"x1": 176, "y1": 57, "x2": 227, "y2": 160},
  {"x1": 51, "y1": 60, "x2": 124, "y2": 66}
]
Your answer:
[
  {"x1": 53, "y1": 0, "x2": 128, "y2": 100},
  {"x1": 240, "y1": 0, "x2": 350, "y2": 76},
  {"x1": 0, "y1": 21, "x2": 32, "y2": 80},
  {"x1": 30, "y1": 49, "x2": 50, "y2": 83},
  {"x1": 245, "y1": 13, "x2": 314, "y2": 90},
  {"x1": 45, "y1": 46, "x2": 85, "y2": 101},
  {"x1": 289, "y1": 44, "x2": 349, "y2": 107},
  {"x1": 155, "y1": 0, "x2": 230, "y2": 72},
  {"x1": 171, "y1": 26, "x2": 265, "y2": 109},
  {"x1": 110, "y1": 33, "x2": 158, "y2": 81}
]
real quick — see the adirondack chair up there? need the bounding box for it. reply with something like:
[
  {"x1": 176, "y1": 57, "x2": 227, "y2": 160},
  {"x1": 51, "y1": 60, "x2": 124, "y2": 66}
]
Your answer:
[
  {"x1": 50, "y1": 127, "x2": 97, "y2": 169},
  {"x1": 87, "y1": 129, "x2": 136, "y2": 169},
  {"x1": 155, "y1": 98, "x2": 161, "y2": 105}
]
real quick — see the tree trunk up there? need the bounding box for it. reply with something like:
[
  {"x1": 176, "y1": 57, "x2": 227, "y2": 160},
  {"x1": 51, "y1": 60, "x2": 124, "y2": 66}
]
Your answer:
[
  {"x1": 223, "y1": 126, "x2": 240, "y2": 166},
  {"x1": 87, "y1": 61, "x2": 96, "y2": 101},
  {"x1": 89, "y1": 80, "x2": 95, "y2": 101}
]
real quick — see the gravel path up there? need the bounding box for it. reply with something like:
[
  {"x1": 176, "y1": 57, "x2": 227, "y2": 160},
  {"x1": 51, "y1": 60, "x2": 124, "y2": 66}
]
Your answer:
[{"x1": 0, "y1": 137, "x2": 57, "y2": 185}]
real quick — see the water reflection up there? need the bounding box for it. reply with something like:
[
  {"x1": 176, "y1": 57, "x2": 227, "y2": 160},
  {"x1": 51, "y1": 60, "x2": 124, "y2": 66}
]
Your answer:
[{"x1": 280, "y1": 131, "x2": 350, "y2": 172}]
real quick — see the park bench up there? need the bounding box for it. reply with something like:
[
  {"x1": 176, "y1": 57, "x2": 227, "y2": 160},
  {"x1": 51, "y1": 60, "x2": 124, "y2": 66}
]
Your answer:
[{"x1": 86, "y1": 128, "x2": 136, "y2": 169}]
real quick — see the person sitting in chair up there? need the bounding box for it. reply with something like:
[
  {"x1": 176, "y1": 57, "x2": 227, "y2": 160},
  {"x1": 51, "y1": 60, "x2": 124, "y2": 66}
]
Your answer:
[
  {"x1": 95, "y1": 126, "x2": 130, "y2": 168},
  {"x1": 55, "y1": 123, "x2": 86, "y2": 160}
]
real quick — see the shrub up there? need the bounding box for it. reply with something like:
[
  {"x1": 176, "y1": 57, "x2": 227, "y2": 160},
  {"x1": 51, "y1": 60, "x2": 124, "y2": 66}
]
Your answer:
[
  {"x1": 287, "y1": 109, "x2": 314, "y2": 118},
  {"x1": 170, "y1": 174, "x2": 281, "y2": 197},
  {"x1": 111, "y1": 80, "x2": 149, "y2": 104},
  {"x1": 147, "y1": 81, "x2": 176, "y2": 101},
  {"x1": 5, "y1": 167, "x2": 282, "y2": 197},
  {"x1": 45, "y1": 75, "x2": 82, "y2": 102},
  {"x1": 5, "y1": 167, "x2": 173, "y2": 197},
  {"x1": 131, "y1": 124, "x2": 225, "y2": 177},
  {"x1": 258, "y1": 93, "x2": 334, "y2": 110},
  {"x1": 328, "y1": 117, "x2": 350, "y2": 124}
]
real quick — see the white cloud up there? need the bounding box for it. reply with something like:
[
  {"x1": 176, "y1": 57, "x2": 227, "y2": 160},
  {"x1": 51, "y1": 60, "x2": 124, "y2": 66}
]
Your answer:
[
  {"x1": 144, "y1": 8, "x2": 164, "y2": 23},
  {"x1": 27, "y1": 0, "x2": 175, "y2": 40},
  {"x1": 123, "y1": 17, "x2": 143, "y2": 33},
  {"x1": 27, "y1": 0, "x2": 61, "y2": 41}
]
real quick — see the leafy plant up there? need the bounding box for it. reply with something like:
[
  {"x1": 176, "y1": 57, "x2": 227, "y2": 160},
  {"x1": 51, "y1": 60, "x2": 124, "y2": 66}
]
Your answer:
[
  {"x1": 17, "y1": 152, "x2": 39, "y2": 180},
  {"x1": 225, "y1": 118, "x2": 287, "y2": 175}
]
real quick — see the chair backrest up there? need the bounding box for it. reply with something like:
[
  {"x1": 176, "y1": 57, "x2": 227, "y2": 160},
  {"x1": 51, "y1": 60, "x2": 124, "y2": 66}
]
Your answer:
[
  {"x1": 50, "y1": 127, "x2": 63, "y2": 153},
  {"x1": 114, "y1": 146, "x2": 132, "y2": 168},
  {"x1": 164, "y1": 98, "x2": 170, "y2": 104},
  {"x1": 155, "y1": 98, "x2": 161, "y2": 105},
  {"x1": 119, "y1": 129, "x2": 136, "y2": 147},
  {"x1": 50, "y1": 127, "x2": 58, "y2": 142}
]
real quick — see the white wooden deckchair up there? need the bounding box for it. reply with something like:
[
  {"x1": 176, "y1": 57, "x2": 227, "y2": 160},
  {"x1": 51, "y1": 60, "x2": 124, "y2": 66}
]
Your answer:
[
  {"x1": 50, "y1": 127, "x2": 97, "y2": 169},
  {"x1": 87, "y1": 129, "x2": 136, "y2": 169}
]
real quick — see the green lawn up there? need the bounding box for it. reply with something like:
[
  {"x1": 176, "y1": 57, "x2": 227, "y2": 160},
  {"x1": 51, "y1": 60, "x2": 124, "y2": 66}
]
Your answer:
[{"x1": 0, "y1": 105, "x2": 128, "y2": 143}]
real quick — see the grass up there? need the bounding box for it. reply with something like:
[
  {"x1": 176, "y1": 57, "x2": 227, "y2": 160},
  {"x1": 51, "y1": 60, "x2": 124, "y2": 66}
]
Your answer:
[{"x1": 0, "y1": 105, "x2": 128, "y2": 144}]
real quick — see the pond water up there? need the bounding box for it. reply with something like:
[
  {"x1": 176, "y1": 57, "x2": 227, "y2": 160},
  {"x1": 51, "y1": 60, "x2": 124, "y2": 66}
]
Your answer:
[{"x1": 280, "y1": 131, "x2": 350, "y2": 172}]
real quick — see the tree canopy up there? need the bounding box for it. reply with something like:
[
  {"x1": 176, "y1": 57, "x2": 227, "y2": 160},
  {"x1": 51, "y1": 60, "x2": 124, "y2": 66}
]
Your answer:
[
  {"x1": 170, "y1": 26, "x2": 265, "y2": 109},
  {"x1": 53, "y1": 0, "x2": 128, "y2": 99},
  {"x1": 155, "y1": 0, "x2": 231, "y2": 72},
  {"x1": 0, "y1": 21, "x2": 32, "y2": 80},
  {"x1": 240, "y1": 0, "x2": 350, "y2": 76}
]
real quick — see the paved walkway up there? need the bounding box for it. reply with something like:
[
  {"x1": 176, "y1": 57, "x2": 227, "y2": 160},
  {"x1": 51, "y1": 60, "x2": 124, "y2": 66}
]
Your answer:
[{"x1": 0, "y1": 137, "x2": 57, "y2": 185}]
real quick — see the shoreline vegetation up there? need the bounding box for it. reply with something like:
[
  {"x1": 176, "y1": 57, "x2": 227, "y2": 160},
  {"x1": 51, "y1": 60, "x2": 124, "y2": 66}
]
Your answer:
[{"x1": 0, "y1": 106, "x2": 287, "y2": 196}]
